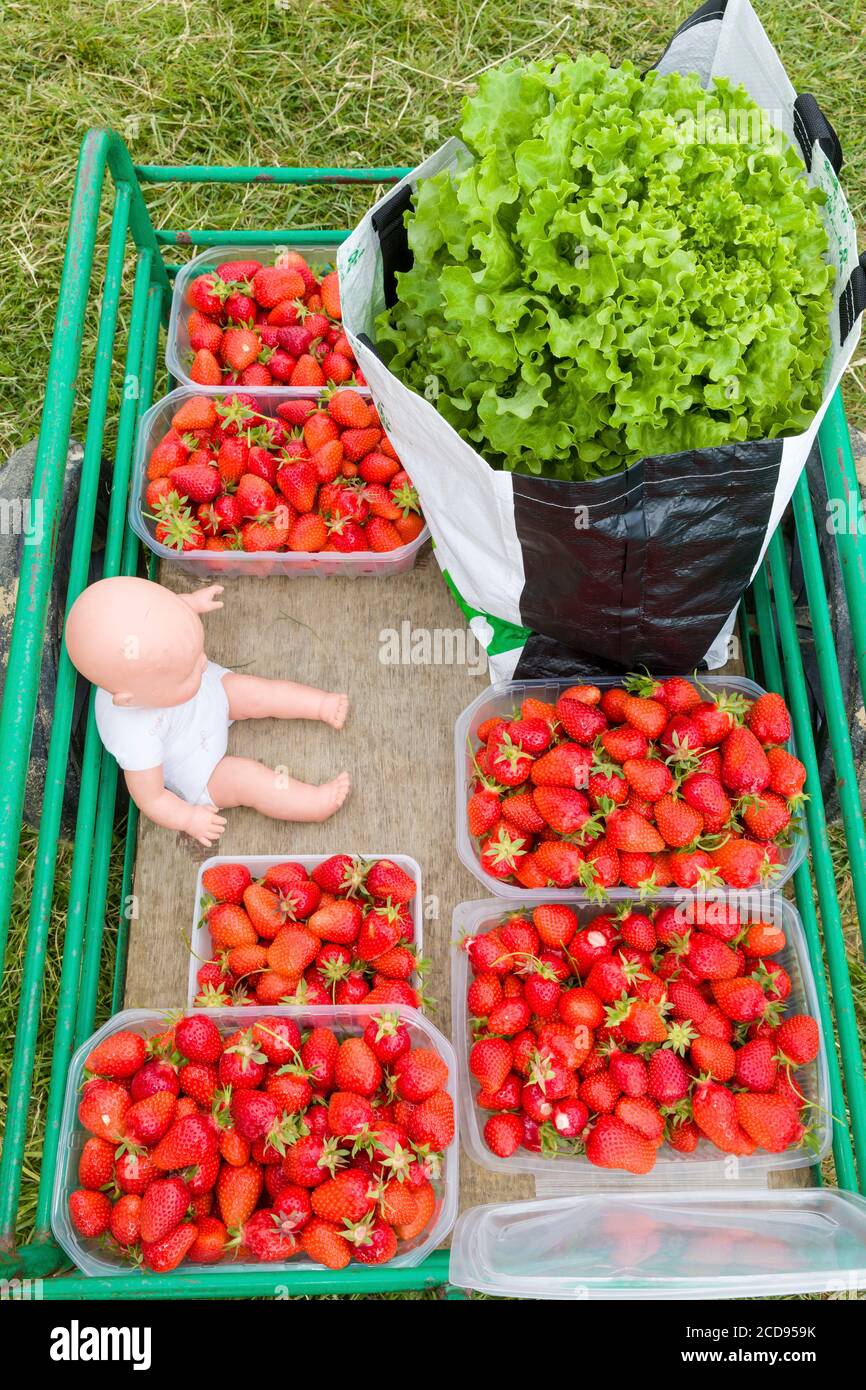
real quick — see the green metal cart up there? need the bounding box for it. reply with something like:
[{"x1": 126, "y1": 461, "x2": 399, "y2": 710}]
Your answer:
[{"x1": 0, "y1": 130, "x2": 864, "y2": 1298}]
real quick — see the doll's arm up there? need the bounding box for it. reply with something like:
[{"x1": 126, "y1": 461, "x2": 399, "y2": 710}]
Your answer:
[
  {"x1": 124, "y1": 767, "x2": 227, "y2": 846},
  {"x1": 181, "y1": 585, "x2": 224, "y2": 614}
]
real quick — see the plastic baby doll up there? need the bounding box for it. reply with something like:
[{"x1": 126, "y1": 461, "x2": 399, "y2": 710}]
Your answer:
[{"x1": 65, "y1": 576, "x2": 350, "y2": 846}]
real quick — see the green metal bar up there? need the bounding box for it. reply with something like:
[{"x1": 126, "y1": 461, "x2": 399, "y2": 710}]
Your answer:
[
  {"x1": 750, "y1": 569, "x2": 858, "y2": 1191},
  {"x1": 136, "y1": 164, "x2": 408, "y2": 184},
  {"x1": 157, "y1": 229, "x2": 349, "y2": 248},
  {"x1": 791, "y1": 472, "x2": 866, "y2": 952},
  {"x1": 765, "y1": 533, "x2": 866, "y2": 1184},
  {"x1": 74, "y1": 279, "x2": 165, "y2": 1046},
  {"x1": 0, "y1": 190, "x2": 138, "y2": 1252},
  {"x1": 818, "y1": 388, "x2": 866, "y2": 717},
  {"x1": 27, "y1": 254, "x2": 155, "y2": 1242},
  {"x1": 0, "y1": 131, "x2": 111, "y2": 974},
  {"x1": 110, "y1": 285, "x2": 163, "y2": 1015},
  {"x1": 37, "y1": 1250, "x2": 451, "y2": 1298}
]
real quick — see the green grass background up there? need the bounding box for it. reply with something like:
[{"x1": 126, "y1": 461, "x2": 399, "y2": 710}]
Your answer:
[{"x1": 0, "y1": 0, "x2": 864, "y2": 1295}]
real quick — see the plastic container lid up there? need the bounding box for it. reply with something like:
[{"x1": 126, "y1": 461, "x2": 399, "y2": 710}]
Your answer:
[
  {"x1": 453, "y1": 891, "x2": 831, "y2": 1180},
  {"x1": 449, "y1": 1188, "x2": 866, "y2": 1299},
  {"x1": 454, "y1": 675, "x2": 807, "y2": 900},
  {"x1": 188, "y1": 852, "x2": 424, "y2": 1009}
]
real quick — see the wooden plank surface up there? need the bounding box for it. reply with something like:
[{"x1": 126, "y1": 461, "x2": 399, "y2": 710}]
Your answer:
[{"x1": 126, "y1": 543, "x2": 534, "y2": 1213}]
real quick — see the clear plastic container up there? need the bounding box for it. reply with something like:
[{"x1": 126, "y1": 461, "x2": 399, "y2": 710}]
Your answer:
[
  {"x1": 166, "y1": 240, "x2": 357, "y2": 393},
  {"x1": 452, "y1": 892, "x2": 831, "y2": 1180},
  {"x1": 130, "y1": 386, "x2": 429, "y2": 578},
  {"x1": 449, "y1": 1188, "x2": 866, "y2": 1299},
  {"x1": 188, "y1": 852, "x2": 424, "y2": 1009},
  {"x1": 52, "y1": 1003, "x2": 457, "y2": 1278},
  {"x1": 455, "y1": 675, "x2": 807, "y2": 900}
]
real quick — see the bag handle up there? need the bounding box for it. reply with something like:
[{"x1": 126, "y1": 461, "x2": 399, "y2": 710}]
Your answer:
[
  {"x1": 839, "y1": 251, "x2": 866, "y2": 343},
  {"x1": 793, "y1": 93, "x2": 843, "y2": 173}
]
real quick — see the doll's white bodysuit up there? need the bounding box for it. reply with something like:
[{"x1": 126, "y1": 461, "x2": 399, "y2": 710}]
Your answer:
[{"x1": 95, "y1": 661, "x2": 232, "y2": 806}]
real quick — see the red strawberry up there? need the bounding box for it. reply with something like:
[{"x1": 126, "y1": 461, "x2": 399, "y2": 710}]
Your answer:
[
  {"x1": 301, "y1": 1216, "x2": 351, "y2": 1269},
  {"x1": 532, "y1": 904, "x2": 578, "y2": 949},
  {"x1": 646, "y1": 1048, "x2": 690, "y2": 1104},
  {"x1": 711, "y1": 976, "x2": 768, "y2": 1023},
  {"x1": 312, "y1": 1168, "x2": 375, "y2": 1224},
  {"x1": 365, "y1": 858, "x2": 416, "y2": 903},
  {"x1": 532, "y1": 785, "x2": 591, "y2": 835},
  {"x1": 68, "y1": 1188, "x2": 112, "y2": 1237},
  {"x1": 469, "y1": 1038, "x2": 512, "y2": 1094},
  {"x1": 766, "y1": 746, "x2": 807, "y2": 799},
  {"x1": 622, "y1": 757, "x2": 673, "y2": 801},
  {"x1": 681, "y1": 772, "x2": 731, "y2": 830},
  {"x1": 85, "y1": 1029, "x2": 146, "y2": 1079},
  {"x1": 711, "y1": 837, "x2": 766, "y2": 888},
  {"x1": 555, "y1": 697, "x2": 607, "y2": 744},
  {"x1": 621, "y1": 694, "x2": 667, "y2": 739},
  {"x1": 776, "y1": 1014, "x2": 820, "y2": 1065},
  {"x1": 692, "y1": 1080, "x2": 756, "y2": 1154},
  {"x1": 236, "y1": 472, "x2": 277, "y2": 519},
  {"x1": 124, "y1": 1090, "x2": 177, "y2": 1146},
  {"x1": 484, "y1": 1111, "x2": 524, "y2": 1157},
  {"x1": 252, "y1": 265, "x2": 306, "y2": 307},
  {"x1": 531, "y1": 742, "x2": 592, "y2": 788},
  {"x1": 141, "y1": 1223, "x2": 198, "y2": 1272},
  {"x1": 605, "y1": 809, "x2": 665, "y2": 854},
  {"x1": 468, "y1": 788, "x2": 502, "y2": 837},
  {"x1": 288, "y1": 513, "x2": 328, "y2": 551},
  {"x1": 721, "y1": 726, "x2": 771, "y2": 794},
  {"x1": 687, "y1": 932, "x2": 740, "y2": 982},
  {"x1": 78, "y1": 1136, "x2": 115, "y2": 1190},
  {"x1": 152, "y1": 1113, "x2": 218, "y2": 1170},
  {"x1": 735, "y1": 1037, "x2": 778, "y2": 1091},
  {"x1": 735, "y1": 1092, "x2": 800, "y2": 1152},
  {"x1": 394, "y1": 1047, "x2": 449, "y2": 1102},
  {"x1": 409, "y1": 1089, "x2": 455, "y2": 1149},
  {"x1": 277, "y1": 458, "x2": 319, "y2": 513},
  {"x1": 585, "y1": 1115, "x2": 657, "y2": 1173},
  {"x1": 747, "y1": 692, "x2": 792, "y2": 745},
  {"x1": 140, "y1": 1176, "x2": 191, "y2": 1243},
  {"x1": 740, "y1": 792, "x2": 791, "y2": 841},
  {"x1": 189, "y1": 347, "x2": 222, "y2": 385},
  {"x1": 327, "y1": 389, "x2": 372, "y2": 428},
  {"x1": 175, "y1": 1014, "x2": 223, "y2": 1064},
  {"x1": 691, "y1": 1034, "x2": 736, "y2": 1081},
  {"x1": 654, "y1": 794, "x2": 703, "y2": 848},
  {"x1": 78, "y1": 1078, "x2": 130, "y2": 1141}
]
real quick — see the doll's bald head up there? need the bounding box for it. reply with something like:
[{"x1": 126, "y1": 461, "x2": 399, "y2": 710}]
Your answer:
[{"x1": 65, "y1": 577, "x2": 206, "y2": 708}]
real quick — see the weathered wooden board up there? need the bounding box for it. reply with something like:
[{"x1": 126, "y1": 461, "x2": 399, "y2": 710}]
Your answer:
[{"x1": 126, "y1": 544, "x2": 534, "y2": 1211}]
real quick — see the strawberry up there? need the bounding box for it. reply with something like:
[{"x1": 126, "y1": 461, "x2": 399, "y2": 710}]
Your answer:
[
  {"x1": 217, "y1": 1161, "x2": 263, "y2": 1227},
  {"x1": 332, "y1": 1037, "x2": 382, "y2": 1097},
  {"x1": 530, "y1": 742, "x2": 592, "y2": 788},
  {"x1": 152, "y1": 1112, "x2": 217, "y2": 1170},
  {"x1": 301, "y1": 1217, "x2": 351, "y2": 1269},
  {"x1": 216, "y1": 257, "x2": 263, "y2": 282},
  {"x1": 691, "y1": 1034, "x2": 736, "y2": 1081},
  {"x1": 252, "y1": 265, "x2": 306, "y2": 307},
  {"x1": 646, "y1": 1048, "x2": 690, "y2": 1104},
  {"x1": 78, "y1": 1078, "x2": 130, "y2": 1141},
  {"x1": 188, "y1": 309, "x2": 224, "y2": 353},
  {"x1": 766, "y1": 746, "x2": 807, "y2": 799},
  {"x1": 776, "y1": 1014, "x2": 820, "y2": 1065},
  {"x1": 615, "y1": 1094, "x2": 664, "y2": 1141},
  {"x1": 585, "y1": 1115, "x2": 657, "y2": 1173},
  {"x1": 469, "y1": 1038, "x2": 512, "y2": 1094},
  {"x1": 681, "y1": 772, "x2": 731, "y2": 830},
  {"x1": 555, "y1": 697, "x2": 607, "y2": 744},
  {"x1": 740, "y1": 792, "x2": 791, "y2": 841},
  {"x1": 606, "y1": 808, "x2": 665, "y2": 854},
  {"x1": 85, "y1": 1029, "x2": 146, "y2": 1079},
  {"x1": 68, "y1": 1188, "x2": 112, "y2": 1237},
  {"x1": 277, "y1": 458, "x2": 318, "y2": 512},
  {"x1": 532, "y1": 904, "x2": 578, "y2": 949},
  {"x1": 175, "y1": 1014, "x2": 223, "y2": 1064},
  {"x1": 721, "y1": 726, "x2": 771, "y2": 794},
  {"x1": 190, "y1": 347, "x2": 223, "y2": 385},
  {"x1": 288, "y1": 513, "x2": 328, "y2": 551},
  {"x1": 109, "y1": 1193, "x2": 142, "y2": 1247},
  {"x1": 301, "y1": 1027, "x2": 340, "y2": 1092},
  {"x1": 172, "y1": 395, "x2": 218, "y2": 434},
  {"x1": 78, "y1": 1136, "x2": 115, "y2": 1190},
  {"x1": 713, "y1": 835, "x2": 770, "y2": 888},
  {"x1": 747, "y1": 692, "x2": 792, "y2": 745},
  {"x1": 409, "y1": 1089, "x2": 455, "y2": 1149},
  {"x1": 483, "y1": 1111, "x2": 523, "y2": 1157},
  {"x1": 319, "y1": 270, "x2": 341, "y2": 318},
  {"x1": 141, "y1": 1223, "x2": 198, "y2": 1272},
  {"x1": 687, "y1": 933, "x2": 740, "y2": 982},
  {"x1": 312, "y1": 1168, "x2": 375, "y2": 1224},
  {"x1": 328, "y1": 389, "x2": 372, "y2": 429},
  {"x1": 468, "y1": 788, "x2": 502, "y2": 837},
  {"x1": 621, "y1": 695, "x2": 667, "y2": 739},
  {"x1": 124, "y1": 1090, "x2": 177, "y2": 1146},
  {"x1": 365, "y1": 858, "x2": 416, "y2": 903},
  {"x1": 609, "y1": 1051, "x2": 648, "y2": 1097},
  {"x1": 735, "y1": 1092, "x2": 800, "y2": 1152},
  {"x1": 711, "y1": 976, "x2": 768, "y2": 1023},
  {"x1": 140, "y1": 1175, "x2": 191, "y2": 1243},
  {"x1": 208, "y1": 902, "x2": 258, "y2": 949},
  {"x1": 617, "y1": 998, "x2": 668, "y2": 1045},
  {"x1": 532, "y1": 785, "x2": 592, "y2": 835},
  {"x1": 734, "y1": 1038, "x2": 778, "y2": 1091},
  {"x1": 654, "y1": 793, "x2": 703, "y2": 848},
  {"x1": 658, "y1": 676, "x2": 701, "y2": 713},
  {"x1": 622, "y1": 757, "x2": 673, "y2": 801},
  {"x1": 692, "y1": 1079, "x2": 756, "y2": 1154},
  {"x1": 187, "y1": 1215, "x2": 228, "y2": 1265}
]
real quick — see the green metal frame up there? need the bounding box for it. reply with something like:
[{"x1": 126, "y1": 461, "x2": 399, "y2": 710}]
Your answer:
[{"x1": 0, "y1": 129, "x2": 864, "y2": 1295}]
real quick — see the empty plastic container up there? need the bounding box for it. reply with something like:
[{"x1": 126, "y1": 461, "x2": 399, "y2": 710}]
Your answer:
[{"x1": 449, "y1": 1188, "x2": 866, "y2": 1299}]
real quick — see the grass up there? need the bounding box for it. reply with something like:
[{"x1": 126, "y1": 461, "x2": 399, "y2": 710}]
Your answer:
[{"x1": 0, "y1": 0, "x2": 864, "y2": 1297}]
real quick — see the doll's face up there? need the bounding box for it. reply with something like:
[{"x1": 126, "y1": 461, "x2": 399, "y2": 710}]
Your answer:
[{"x1": 65, "y1": 577, "x2": 210, "y2": 709}]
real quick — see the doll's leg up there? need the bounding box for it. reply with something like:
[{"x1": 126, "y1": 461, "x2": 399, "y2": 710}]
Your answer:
[
  {"x1": 208, "y1": 756, "x2": 350, "y2": 822},
  {"x1": 222, "y1": 673, "x2": 348, "y2": 729}
]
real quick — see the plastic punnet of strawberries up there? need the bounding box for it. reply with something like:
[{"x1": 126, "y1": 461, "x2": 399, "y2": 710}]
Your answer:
[
  {"x1": 467, "y1": 675, "x2": 806, "y2": 893},
  {"x1": 144, "y1": 388, "x2": 423, "y2": 555},
  {"x1": 193, "y1": 857, "x2": 425, "y2": 1011},
  {"x1": 463, "y1": 901, "x2": 821, "y2": 1173},
  {"x1": 185, "y1": 252, "x2": 359, "y2": 390},
  {"x1": 68, "y1": 1011, "x2": 454, "y2": 1272}
]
